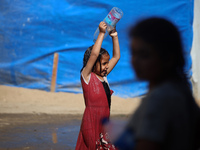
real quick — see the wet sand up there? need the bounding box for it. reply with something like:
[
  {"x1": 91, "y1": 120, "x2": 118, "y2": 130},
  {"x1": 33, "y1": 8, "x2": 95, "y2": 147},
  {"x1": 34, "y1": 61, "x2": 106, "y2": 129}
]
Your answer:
[
  {"x1": 0, "y1": 114, "x2": 129, "y2": 150},
  {"x1": 0, "y1": 85, "x2": 138, "y2": 150},
  {"x1": 2, "y1": 85, "x2": 198, "y2": 149}
]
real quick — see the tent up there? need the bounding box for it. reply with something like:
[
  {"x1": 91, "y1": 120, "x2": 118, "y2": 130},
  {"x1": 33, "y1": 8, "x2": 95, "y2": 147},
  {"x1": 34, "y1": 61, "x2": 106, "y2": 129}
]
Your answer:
[{"x1": 0, "y1": 0, "x2": 195, "y2": 98}]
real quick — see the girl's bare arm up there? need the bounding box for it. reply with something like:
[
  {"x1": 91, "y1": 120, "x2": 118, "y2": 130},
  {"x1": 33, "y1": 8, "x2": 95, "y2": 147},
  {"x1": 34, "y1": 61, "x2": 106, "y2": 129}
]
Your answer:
[
  {"x1": 107, "y1": 30, "x2": 120, "y2": 75},
  {"x1": 82, "y1": 22, "x2": 107, "y2": 82}
]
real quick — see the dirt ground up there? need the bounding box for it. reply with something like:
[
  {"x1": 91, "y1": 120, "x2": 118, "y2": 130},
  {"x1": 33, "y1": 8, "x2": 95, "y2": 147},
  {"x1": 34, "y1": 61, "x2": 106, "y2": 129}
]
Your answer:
[
  {"x1": 0, "y1": 85, "x2": 141, "y2": 115},
  {"x1": 0, "y1": 114, "x2": 130, "y2": 150},
  {"x1": 1, "y1": 85, "x2": 199, "y2": 150},
  {"x1": 0, "y1": 114, "x2": 81, "y2": 150},
  {"x1": 0, "y1": 85, "x2": 140, "y2": 150}
]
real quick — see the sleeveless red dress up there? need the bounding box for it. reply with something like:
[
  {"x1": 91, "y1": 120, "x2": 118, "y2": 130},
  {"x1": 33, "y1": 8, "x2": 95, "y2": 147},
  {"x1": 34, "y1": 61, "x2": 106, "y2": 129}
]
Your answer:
[{"x1": 75, "y1": 72, "x2": 116, "y2": 150}]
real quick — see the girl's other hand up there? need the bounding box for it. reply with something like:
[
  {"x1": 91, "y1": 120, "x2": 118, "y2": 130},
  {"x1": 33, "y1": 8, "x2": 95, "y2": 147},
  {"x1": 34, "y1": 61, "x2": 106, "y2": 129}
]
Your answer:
[
  {"x1": 99, "y1": 22, "x2": 107, "y2": 33},
  {"x1": 109, "y1": 28, "x2": 118, "y2": 37}
]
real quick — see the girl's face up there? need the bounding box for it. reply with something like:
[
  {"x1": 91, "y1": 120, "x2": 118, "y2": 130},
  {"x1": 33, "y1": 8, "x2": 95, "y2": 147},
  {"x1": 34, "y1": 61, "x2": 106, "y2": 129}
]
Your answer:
[
  {"x1": 94, "y1": 54, "x2": 110, "y2": 77},
  {"x1": 131, "y1": 38, "x2": 164, "y2": 82}
]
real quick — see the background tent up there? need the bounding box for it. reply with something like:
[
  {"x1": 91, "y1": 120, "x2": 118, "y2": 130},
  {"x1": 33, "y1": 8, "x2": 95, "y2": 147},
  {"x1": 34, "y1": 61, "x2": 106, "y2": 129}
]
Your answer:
[
  {"x1": 191, "y1": 0, "x2": 200, "y2": 102},
  {"x1": 0, "y1": 0, "x2": 194, "y2": 98}
]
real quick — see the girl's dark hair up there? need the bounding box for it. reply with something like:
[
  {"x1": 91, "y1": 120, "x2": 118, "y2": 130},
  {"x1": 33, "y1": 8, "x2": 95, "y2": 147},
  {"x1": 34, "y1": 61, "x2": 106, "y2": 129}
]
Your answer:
[
  {"x1": 129, "y1": 17, "x2": 187, "y2": 81},
  {"x1": 81, "y1": 45, "x2": 109, "y2": 72}
]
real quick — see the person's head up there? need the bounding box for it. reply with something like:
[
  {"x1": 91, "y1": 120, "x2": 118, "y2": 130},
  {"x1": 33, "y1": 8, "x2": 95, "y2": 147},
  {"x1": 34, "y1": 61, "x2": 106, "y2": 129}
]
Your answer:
[
  {"x1": 129, "y1": 17, "x2": 185, "y2": 83},
  {"x1": 81, "y1": 45, "x2": 110, "y2": 77}
]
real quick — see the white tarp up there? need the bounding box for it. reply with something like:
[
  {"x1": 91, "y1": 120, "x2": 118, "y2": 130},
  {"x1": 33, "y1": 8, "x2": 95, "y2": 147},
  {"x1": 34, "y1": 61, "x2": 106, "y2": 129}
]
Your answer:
[{"x1": 191, "y1": 0, "x2": 200, "y2": 101}]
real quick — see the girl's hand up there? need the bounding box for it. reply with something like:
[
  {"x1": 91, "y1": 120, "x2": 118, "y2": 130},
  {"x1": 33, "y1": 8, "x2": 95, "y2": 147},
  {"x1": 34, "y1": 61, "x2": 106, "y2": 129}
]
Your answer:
[
  {"x1": 109, "y1": 28, "x2": 118, "y2": 37},
  {"x1": 99, "y1": 22, "x2": 107, "y2": 33}
]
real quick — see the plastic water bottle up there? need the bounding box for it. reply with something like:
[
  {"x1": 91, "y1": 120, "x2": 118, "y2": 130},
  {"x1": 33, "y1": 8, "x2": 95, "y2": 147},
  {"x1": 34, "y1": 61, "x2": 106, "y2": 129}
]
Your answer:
[{"x1": 93, "y1": 7, "x2": 123, "y2": 43}]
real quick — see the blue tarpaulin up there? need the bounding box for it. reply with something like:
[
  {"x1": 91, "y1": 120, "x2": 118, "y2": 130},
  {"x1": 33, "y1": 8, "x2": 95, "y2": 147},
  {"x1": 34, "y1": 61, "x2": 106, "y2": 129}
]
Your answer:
[{"x1": 0, "y1": 0, "x2": 193, "y2": 98}]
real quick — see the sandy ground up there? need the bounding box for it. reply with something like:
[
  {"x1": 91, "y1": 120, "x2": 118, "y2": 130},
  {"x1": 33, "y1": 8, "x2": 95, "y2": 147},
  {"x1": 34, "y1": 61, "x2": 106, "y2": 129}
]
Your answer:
[
  {"x1": 0, "y1": 85, "x2": 142, "y2": 115},
  {"x1": 0, "y1": 85, "x2": 137, "y2": 149},
  {"x1": 0, "y1": 85, "x2": 200, "y2": 150}
]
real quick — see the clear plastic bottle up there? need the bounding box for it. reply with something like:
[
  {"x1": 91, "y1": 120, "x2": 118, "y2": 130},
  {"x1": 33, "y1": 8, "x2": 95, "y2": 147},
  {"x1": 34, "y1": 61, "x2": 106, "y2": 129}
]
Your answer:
[{"x1": 93, "y1": 7, "x2": 123, "y2": 43}]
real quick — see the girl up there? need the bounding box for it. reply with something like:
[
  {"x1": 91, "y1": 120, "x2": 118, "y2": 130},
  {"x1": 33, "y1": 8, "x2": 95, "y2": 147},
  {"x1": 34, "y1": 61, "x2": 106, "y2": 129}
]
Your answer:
[{"x1": 75, "y1": 22, "x2": 120, "y2": 150}]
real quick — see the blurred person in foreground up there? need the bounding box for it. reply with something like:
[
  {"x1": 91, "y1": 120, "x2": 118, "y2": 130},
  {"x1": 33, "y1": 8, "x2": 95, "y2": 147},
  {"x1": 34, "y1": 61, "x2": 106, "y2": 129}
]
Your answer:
[{"x1": 114, "y1": 17, "x2": 200, "y2": 150}]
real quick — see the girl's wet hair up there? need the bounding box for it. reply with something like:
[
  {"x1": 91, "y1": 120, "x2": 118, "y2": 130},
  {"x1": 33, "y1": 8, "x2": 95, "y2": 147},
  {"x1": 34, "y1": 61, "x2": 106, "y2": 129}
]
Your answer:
[
  {"x1": 129, "y1": 17, "x2": 187, "y2": 82},
  {"x1": 81, "y1": 45, "x2": 109, "y2": 72}
]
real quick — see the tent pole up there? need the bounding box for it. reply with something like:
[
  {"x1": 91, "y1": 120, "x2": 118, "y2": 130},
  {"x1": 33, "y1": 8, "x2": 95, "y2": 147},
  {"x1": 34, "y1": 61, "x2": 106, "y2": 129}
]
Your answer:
[{"x1": 51, "y1": 53, "x2": 59, "y2": 92}]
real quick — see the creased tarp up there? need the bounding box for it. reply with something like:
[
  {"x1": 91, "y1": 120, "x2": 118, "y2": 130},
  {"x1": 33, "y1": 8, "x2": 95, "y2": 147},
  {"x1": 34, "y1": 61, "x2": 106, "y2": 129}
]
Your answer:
[{"x1": 0, "y1": 0, "x2": 193, "y2": 98}]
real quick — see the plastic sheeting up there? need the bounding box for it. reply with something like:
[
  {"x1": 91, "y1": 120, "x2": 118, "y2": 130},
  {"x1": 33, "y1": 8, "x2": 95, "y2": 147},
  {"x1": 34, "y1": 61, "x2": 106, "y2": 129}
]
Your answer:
[
  {"x1": 0, "y1": 0, "x2": 194, "y2": 98},
  {"x1": 191, "y1": 0, "x2": 200, "y2": 100}
]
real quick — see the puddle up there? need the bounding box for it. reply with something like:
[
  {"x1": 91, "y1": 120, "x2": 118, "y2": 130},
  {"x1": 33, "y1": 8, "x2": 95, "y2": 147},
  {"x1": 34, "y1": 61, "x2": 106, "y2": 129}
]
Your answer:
[{"x1": 0, "y1": 114, "x2": 128, "y2": 150}]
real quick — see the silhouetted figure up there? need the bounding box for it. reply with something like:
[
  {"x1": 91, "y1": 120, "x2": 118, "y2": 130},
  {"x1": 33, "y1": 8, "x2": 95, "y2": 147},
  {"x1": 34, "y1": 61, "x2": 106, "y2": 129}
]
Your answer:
[{"x1": 115, "y1": 17, "x2": 200, "y2": 150}]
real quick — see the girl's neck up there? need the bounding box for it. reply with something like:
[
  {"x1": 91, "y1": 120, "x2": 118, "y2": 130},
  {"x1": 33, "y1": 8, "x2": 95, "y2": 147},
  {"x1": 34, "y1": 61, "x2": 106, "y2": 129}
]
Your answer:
[{"x1": 94, "y1": 72, "x2": 104, "y2": 81}]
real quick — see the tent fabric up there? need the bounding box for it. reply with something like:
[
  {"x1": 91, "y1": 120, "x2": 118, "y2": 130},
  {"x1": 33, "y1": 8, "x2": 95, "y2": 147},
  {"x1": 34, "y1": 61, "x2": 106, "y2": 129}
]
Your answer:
[
  {"x1": 0, "y1": 0, "x2": 194, "y2": 98},
  {"x1": 191, "y1": 0, "x2": 200, "y2": 100}
]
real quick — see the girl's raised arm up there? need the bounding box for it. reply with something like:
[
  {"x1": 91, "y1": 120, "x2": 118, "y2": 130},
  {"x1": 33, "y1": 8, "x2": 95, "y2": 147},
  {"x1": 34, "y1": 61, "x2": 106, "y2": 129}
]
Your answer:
[
  {"x1": 82, "y1": 22, "x2": 107, "y2": 83},
  {"x1": 107, "y1": 29, "x2": 120, "y2": 75}
]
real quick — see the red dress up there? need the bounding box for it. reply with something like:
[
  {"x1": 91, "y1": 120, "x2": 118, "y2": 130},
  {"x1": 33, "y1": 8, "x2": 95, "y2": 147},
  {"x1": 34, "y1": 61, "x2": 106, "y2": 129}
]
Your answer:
[{"x1": 75, "y1": 72, "x2": 116, "y2": 150}]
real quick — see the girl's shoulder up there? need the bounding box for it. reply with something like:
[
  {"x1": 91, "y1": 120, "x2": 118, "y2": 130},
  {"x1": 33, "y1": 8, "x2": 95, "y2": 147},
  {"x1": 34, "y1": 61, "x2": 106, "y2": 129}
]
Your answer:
[
  {"x1": 81, "y1": 72, "x2": 97, "y2": 85},
  {"x1": 81, "y1": 72, "x2": 91, "y2": 85}
]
